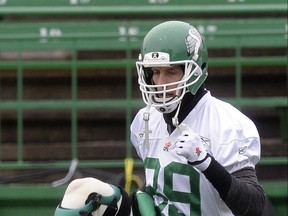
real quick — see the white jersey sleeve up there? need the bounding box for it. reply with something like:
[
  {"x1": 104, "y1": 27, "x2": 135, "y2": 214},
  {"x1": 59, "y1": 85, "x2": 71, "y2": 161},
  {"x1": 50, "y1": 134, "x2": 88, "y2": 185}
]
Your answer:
[{"x1": 187, "y1": 92, "x2": 261, "y2": 173}]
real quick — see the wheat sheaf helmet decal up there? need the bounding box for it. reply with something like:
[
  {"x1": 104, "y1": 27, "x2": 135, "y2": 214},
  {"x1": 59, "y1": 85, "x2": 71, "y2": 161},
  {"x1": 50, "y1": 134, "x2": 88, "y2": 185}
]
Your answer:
[{"x1": 185, "y1": 27, "x2": 202, "y2": 61}]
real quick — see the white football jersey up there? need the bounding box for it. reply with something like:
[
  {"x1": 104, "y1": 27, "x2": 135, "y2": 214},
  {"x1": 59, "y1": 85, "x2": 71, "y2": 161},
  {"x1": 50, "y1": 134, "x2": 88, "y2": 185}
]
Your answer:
[{"x1": 130, "y1": 92, "x2": 261, "y2": 216}]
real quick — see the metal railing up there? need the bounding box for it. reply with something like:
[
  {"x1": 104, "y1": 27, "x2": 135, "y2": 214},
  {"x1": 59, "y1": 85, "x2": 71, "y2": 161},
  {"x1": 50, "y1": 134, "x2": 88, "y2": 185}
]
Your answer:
[{"x1": 0, "y1": 19, "x2": 287, "y2": 169}]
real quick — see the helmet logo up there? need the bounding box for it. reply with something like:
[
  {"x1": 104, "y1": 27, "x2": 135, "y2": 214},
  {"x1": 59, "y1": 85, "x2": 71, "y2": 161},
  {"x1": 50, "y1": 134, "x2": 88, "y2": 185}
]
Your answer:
[
  {"x1": 143, "y1": 52, "x2": 170, "y2": 67},
  {"x1": 185, "y1": 27, "x2": 201, "y2": 60},
  {"x1": 152, "y1": 52, "x2": 159, "y2": 58}
]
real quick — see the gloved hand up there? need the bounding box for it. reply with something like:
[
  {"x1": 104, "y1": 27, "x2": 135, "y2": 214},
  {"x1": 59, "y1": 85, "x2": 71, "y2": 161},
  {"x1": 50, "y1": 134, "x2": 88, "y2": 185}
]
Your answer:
[{"x1": 175, "y1": 125, "x2": 211, "y2": 171}]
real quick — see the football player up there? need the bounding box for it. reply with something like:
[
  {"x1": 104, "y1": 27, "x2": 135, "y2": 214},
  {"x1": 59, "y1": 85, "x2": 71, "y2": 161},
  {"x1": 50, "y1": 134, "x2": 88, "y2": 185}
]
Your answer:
[{"x1": 130, "y1": 21, "x2": 266, "y2": 215}]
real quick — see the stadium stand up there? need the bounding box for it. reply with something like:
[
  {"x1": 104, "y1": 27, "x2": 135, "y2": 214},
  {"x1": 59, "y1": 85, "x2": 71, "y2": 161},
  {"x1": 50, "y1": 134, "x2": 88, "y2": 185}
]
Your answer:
[
  {"x1": 0, "y1": 0, "x2": 287, "y2": 215},
  {"x1": 0, "y1": 0, "x2": 286, "y2": 16}
]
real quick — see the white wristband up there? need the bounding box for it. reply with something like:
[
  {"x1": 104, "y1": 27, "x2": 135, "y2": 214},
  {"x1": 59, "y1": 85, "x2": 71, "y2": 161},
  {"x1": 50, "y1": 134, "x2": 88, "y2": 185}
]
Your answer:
[
  {"x1": 191, "y1": 155, "x2": 212, "y2": 172},
  {"x1": 188, "y1": 154, "x2": 211, "y2": 172}
]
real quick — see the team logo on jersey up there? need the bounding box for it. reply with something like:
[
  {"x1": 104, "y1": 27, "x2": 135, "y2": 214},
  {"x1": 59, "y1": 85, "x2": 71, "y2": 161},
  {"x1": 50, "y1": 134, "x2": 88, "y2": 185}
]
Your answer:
[
  {"x1": 195, "y1": 147, "x2": 202, "y2": 156},
  {"x1": 238, "y1": 146, "x2": 247, "y2": 155},
  {"x1": 200, "y1": 136, "x2": 210, "y2": 146},
  {"x1": 163, "y1": 141, "x2": 172, "y2": 151}
]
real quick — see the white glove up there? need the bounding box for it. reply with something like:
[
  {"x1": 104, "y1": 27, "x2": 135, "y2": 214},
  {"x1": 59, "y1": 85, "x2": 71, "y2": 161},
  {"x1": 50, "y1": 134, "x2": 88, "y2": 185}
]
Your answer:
[{"x1": 175, "y1": 125, "x2": 211, "y2": 171}]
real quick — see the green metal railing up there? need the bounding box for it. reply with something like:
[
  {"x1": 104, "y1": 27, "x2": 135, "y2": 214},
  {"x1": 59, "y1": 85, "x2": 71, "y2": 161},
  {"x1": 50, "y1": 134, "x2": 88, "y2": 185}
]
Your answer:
[
  {"x1": 0, "y1": 4, "x2": 287, "y2": 216},
  {"x1": 0, "y1": 18, "x2": 287, "y2": 169},
  {"x1": 0, "y1": 0, "x2": 286, "y2": 16}
]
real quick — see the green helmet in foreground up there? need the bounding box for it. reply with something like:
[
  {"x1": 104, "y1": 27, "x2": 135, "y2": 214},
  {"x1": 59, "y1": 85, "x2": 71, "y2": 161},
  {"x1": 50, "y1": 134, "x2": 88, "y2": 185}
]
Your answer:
[{"x1": 136, "y1": 21, "x2": 208, "y2": 113}]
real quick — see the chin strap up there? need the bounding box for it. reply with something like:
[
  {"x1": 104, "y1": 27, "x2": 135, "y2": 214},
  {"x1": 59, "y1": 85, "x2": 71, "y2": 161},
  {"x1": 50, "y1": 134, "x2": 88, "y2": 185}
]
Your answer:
[
  {"x1": 172, "y1": 100, "x2": 183, "y2": 133},
  {"x1": 143, "y1": 99, "x2": 183, "y2": 150},
  {"x1": 143, "y1": 105, "x2": 151, "y2": 150}
]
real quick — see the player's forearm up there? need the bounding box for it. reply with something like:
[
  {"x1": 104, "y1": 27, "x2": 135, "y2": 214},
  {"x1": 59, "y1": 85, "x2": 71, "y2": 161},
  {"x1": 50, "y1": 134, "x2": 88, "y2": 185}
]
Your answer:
[
  {"x1": 202, "y1": 156, "x2": 266, "y2": 216},
  {"x1": 225, "y1": 167, "x2": 266, "y2": 216}
]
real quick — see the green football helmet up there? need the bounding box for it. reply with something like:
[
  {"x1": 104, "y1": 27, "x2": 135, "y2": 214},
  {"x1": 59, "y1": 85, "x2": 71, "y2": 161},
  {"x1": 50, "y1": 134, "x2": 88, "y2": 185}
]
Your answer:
[{"x1": 136, "y1": 21, "x2": 208, "y2": 113}]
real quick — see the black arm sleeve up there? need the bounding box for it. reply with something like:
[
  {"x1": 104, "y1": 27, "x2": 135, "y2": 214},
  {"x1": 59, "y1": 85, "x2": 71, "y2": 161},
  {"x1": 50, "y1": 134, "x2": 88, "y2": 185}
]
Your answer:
[
  {"x1": 226, "y1": 167, "x2": 266, "y2": 216},
  {"x1": 202, "y1": 156, "x2": 266, "y2": 216}
]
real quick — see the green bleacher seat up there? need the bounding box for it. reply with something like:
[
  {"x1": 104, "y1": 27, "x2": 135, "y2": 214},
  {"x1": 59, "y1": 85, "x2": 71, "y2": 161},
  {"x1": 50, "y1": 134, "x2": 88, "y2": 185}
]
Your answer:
[
  {"x1": 0, "y1": 18, "x2": 286, "y2": 135},
  {"x1": 0, "y1": 0, "x2": 286, "y2": 15}
]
